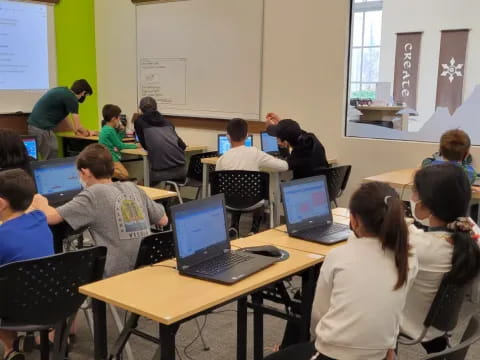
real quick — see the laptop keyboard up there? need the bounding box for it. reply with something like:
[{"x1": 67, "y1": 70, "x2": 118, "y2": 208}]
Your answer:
[
  {"x1": 193, "y1": 252, "x2": 252, "y2": 275},
  {"x1": 299, "y1": 223, "x2": 349, "y2": 238}
]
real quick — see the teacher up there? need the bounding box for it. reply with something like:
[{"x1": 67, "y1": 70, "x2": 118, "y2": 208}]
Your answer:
[{"x1": 28, "y1": 79, "x2": 93, "y2": 159}]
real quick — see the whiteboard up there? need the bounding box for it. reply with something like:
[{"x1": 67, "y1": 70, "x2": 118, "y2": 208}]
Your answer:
[{"x1": 136, "y1": 0, "x2": 263, "y2": 119}]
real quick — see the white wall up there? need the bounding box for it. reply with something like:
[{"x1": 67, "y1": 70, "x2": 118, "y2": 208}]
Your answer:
[
  {"x1": 95, "y1": 0, "x2": 480, "y2": 207},
  {"x1": 379, "y1": 0, "x2": 480, "y2": 130}
]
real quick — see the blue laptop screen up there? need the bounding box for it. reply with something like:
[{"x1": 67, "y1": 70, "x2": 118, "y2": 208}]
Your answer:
[
  {"x1": 175, "y1": 203, "x2": 227, "y2": 258},
  {"x1": 33, "y1": 162, "x2": 82, "y2": 196},
  {"x1": 283, "y1": 179, "x2": 330, "y2": 224},
  {"x1": 218, "y1": 135, "x2": 253, "y2": 155},
  {"x1": 23, "y1": 138, "x2": 37, "y2": 160},
  {"x1": 261, "y1": 132, "x2": 279, "y2": 153}
]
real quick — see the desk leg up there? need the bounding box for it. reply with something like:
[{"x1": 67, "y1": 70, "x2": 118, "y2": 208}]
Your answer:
[
  {"x1": 202, "y1": 163, "x2": 208, "y2": 199},
  {"x1": 92, "y1": 299, "x2": 107, "y2": 360},
  {"x1": 299, "y1": 266, "x2": 320, "y2": 342},
  {"x1": 159, "y1": 323, "x2": 179, "y2": 360},
  {"x1": 252, "y1": 294, "x2": 264, "y2": 360},
  {"x1": 143, "y1": 155, "x2": 150, "y2": 187},
  {"x1": 271, "y1": 172, "x2": 281, "y2": 227},
  {"x1": 237, "y1": 298, "x2": 247, "y2": 360}
]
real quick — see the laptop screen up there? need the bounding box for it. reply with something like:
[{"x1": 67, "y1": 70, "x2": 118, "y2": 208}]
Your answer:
[
  {"x1": 261, "y1": 132, "x2": 279, "y2": 153},
  {"x1": 173, "y1": 196, "x2": 228, "y2": 259},
  {"x1": 33, "y1": 159, "x2": 82, "y2": 196},
  {"x1": 218, "y1": 134, "x2": 253, "y2": 155},
  {"x1": 282, "y1": 176, "x2": 331, "y2": 225},
  {"x1": 22, "y1": 137, "x2": 38, "y2": 160}
]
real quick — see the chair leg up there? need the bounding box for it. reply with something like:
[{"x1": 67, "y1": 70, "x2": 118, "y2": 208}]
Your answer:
[
  {"x1": 39, "y1": 330, "x2": 50, "y2": 360},
  {"x1": 165, "y1": 181, "x2": 183, "y2": 204},
  {"x1": 195, "y1": 318, "x2": 209, "y2": 351},
  {"x1": 109, "y1": 304, "x2": 135, "y2": 360},
  {"x1": 109, "y1": 313, "x2": 140, "y2": 360},
  {"x1": 269, "y1": 203, "x2": 274, "y2": 229}
]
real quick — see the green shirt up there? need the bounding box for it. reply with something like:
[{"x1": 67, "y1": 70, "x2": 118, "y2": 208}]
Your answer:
[
  {"x1": 28, "y1": 87, "x2": 79, "y2": 130},
  {"x1": 99, "y1": 125, "x2": 136, "y2": 162}
]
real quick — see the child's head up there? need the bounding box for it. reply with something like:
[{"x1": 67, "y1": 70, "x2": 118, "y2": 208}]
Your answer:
[
  {"x1": 102, "y1": 104, "x2": 122, "y2": 127},
  {"x1": 227, "y1": 118, "x2": 248, "y2": 144},
  {"x1": 0, "y1": 129, "x2": 30, "y2": 172},
  {"x1": 0, "y1": 169, "x2": 36, "y2": 218},
  {"x1": 413, "y1": 163, "x2": 480, "y2": 285},
  {"x1": 349, "y1": 181, "x2": 410, "y2": 290},
  {"x1": 139, "y1": 96, "x2": 158, "y2": 114},
  {"x1": 439, "y1": 129, "x2": 471, "y2": 162},
  {"x1": 76, "y1": 144, "x2": 114, "y2": 186},
  {"x1": 267, "y1": 119, "x2": 303, "y2": 147}
]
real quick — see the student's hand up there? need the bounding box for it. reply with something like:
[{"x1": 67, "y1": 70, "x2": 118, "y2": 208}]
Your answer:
[
  {"x1": 158, "y1": 215, "x2": 169, "y2": 227},
  {"x1": 29, "y1": 194, "x2": 49, "y2": 212},
  {"x1": 265, "y1": 112, "x2": 281, "y2": 126},
  {"x1": 136, "y1": 143, "x2": 142, "y2": 149},
  {"x1": 386, "y1": 349, "x2": 396, "y2": 360}
]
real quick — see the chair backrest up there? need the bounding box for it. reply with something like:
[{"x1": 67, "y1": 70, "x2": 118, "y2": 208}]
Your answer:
[
  {"x1": 0, "y1": 246, "x2": 107, "y2": 325},
  {"x1": 423, "y1": 275, "x2": 467, "y2": 332},
  {"x1": 423, "y1": 315, "x2": 480, "y2": 360},
  {"x1": 134, "y1": 231, "x2": 175, "y2": 269},
  {"x1": 312, "y1": 165, "x2": 352, "y2": 203},
  {"x1": 209, "y1": 170, "x2": 270, "y2": 209},
  {"x1": 187, "y1": 151, "x2": 218, "y2": 182}
]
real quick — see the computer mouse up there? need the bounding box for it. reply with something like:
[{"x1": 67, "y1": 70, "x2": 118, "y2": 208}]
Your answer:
[{"x1": 242, "y1": 245, "x2": 289, "y2": 261}]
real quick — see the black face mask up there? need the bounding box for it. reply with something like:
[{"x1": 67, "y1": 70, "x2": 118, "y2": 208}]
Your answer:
[
  {"x1": 349, "y1": 221, "x2": 359, "y2": 238},
  {"x1": 78, "y1": 95, "x2": 86, "y2": 103}
]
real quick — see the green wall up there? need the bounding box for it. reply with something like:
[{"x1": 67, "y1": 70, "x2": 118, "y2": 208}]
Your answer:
[{"x1": 54, "y1": 0, "x2": 99, "y2": 131}]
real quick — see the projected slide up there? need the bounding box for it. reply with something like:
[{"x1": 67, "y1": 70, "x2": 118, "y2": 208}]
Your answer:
[
  {"x1": 34, "y1": 164, "x2": 81, "y2": 196},
  {"x1": 0, "y1": 0, "x2": 49, "y2": 90}
]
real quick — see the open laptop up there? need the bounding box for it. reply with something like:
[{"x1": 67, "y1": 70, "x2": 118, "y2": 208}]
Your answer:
[
  {"x1": 21, "y1": 135, "x2": 38, "y2": 160},
  {"x1": 217, "y1": 134, "x2": 253, "y2": 156},
  {"x1": 281, "y1": 175, "x2": 350, "y2": 244},
  {"x1": 31, "y1": 157, "x2": 83, "y2": 207},
  {"x1": 171, "y1": 194, "x2": 277, "y2": 284},
  {"x1": 260, "y1": 131, "x2": 280, "y2": 156}
]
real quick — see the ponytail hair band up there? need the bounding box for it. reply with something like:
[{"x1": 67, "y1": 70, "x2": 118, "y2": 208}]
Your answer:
[
  {"x1": 446, "y1": 217, "x2": 475, "y2": 236},
  {"x1": 384, "y1": 195, "x2": 392, "y2": 206}
]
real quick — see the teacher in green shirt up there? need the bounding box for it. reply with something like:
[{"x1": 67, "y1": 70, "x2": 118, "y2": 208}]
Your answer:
[{"x1": 28, "y1": 79, "x2": 93, "y2": 159}]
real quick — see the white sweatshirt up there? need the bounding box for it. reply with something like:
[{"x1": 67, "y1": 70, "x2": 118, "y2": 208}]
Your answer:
[
  {"x1": 311, "y1": 235, "x2": 418, "y2": 360},
  {"x1": 400, "y1": 225, "x2": 453, "y2": 341},
  {"x1": 215, "y1": 145, "x2": 288, "y2": 172}
]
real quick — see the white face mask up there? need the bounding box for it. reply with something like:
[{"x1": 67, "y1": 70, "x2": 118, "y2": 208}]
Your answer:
[{"x1": 410, "y1": 199, "x2": 431, "y2": 227}]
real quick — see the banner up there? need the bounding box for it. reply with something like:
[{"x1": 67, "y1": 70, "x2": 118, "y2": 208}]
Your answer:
[
  {"x1": 393, "y1": 32, "x2": 422, "y2": 109},
  {"x1": 435, "y1": 29, "x2": 469, "y2": 114}
]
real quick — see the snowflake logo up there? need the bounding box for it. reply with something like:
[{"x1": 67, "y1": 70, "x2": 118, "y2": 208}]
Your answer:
[{"x1": 440, "y1": 57, "x2": 464, "y2": 83}]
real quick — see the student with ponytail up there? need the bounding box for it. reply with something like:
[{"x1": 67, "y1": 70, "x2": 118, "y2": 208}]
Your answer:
[
  {"x1": 266, "y1": 182, "x2": 418, "y2": 360},
  {"x1": 401, "y1": 163, "x2": 480, "y2": 353}
]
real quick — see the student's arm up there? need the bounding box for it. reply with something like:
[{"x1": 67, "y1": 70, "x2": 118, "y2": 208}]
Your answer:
[
  {"x1": 140, "y1": 189, "x2": 169, "y2": 226},
  {"x1": 30, "y1": 194, "x2": 64, "y2": 225},
  {"x1": 54, "y1": 192, "x2": 96, "y2": 230},
  {"x1": 108, "y1": 127, "x2": 137, "y2": 150},
  {"x1": 310, "y1": 254, "x2": 334, "y2": 336},
  {"x1": 257, "y1": 151, "x2": 289, "y2": 172}
]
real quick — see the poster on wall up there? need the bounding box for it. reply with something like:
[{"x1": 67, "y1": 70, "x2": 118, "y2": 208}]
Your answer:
[
  {"x1": 435, "y1": 29, "x2": 469, "y2": 114},
  {"x1": 393, "y1": 32, "x2": 422, "y2": 109}
]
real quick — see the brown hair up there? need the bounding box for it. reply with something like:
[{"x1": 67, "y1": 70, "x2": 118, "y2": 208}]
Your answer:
[
  {"x1": 76, "y1": 144, "x2": 114, "y2": 179},
  {"x1": 0, "y1": 169, "x2": 36, "y2": 211},
  {"x1": 439, "y1": 129, "x2": 471, "y2": 161},
  {"x1": 349, "y1": 181, "x2": 411, "y2": 290},
  {"x1": 102, "y1": 104, "x2": 122, "y2": 123},
  {"x1": 227, "y1": 118, "x2": 248, "y2": 142}
]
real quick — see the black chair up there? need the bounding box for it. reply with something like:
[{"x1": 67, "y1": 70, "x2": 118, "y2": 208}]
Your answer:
[
  {"x1": 108, "y1": 231, "x2": 208, "y2": 359},
  {"x1": 210, "y1": 170, "x2": 272, "y2": 234},
  {"x1": 312, "y1": 165, "x2": 352, "y2": 207},
  {"x1": 421, "y1": 314, "x2": 480, "y2": 360},
  {"x1": 399, "y1": 275, "x2": 468, "y2": 346},
  {"x1": 0, "y1": 246, "x2": 107, "y2": 360}
]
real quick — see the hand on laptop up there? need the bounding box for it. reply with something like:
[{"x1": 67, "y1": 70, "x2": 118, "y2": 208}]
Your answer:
[
  {"x1": 29, "y1": 194, "x2": 49, "y2": 213},
  {"x1": 158, "y1": 215, "x2": 169, "y2": 227}
]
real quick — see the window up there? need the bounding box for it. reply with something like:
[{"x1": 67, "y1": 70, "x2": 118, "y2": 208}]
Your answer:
[{"x1": 350, "y1": 1, "x2": 383, "y2": 100}]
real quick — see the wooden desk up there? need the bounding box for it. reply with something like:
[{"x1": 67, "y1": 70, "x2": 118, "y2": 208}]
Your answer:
[
  {"x1": 138, "y1": 186, "x2": 177, "y2": 201},
  {"x1": 58, "y1": 132, "x2": 135, "y2": 157},
  {"x1": 80, "y1": 237, "x2": 324, "y2": 360},
  {"x1": 121, "y1": 145, "x2": 208, "y2": 186}
]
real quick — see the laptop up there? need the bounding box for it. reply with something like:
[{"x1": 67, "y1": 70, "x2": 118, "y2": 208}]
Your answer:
[
  {"x1": 21, "y1": 136, "x2": 38, "y2": 160},
  {"x1": 171, "y1": 194, "x2": 277, "y2": 284},
  {"x1": 260, "y1": 131, "x2": 280, "y2": 156},
  {"x1": 31, "y1": 157, "x2": 83, "y2": 207},
  {"x1": 217, "y1": 134, "x2": 253, "y2": 156},
  {"x1": 281, "y1": 175, "x2": 351, "y2": 244}
]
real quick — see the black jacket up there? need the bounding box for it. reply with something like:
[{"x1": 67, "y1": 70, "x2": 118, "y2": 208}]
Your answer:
[{"x1": 285, "y1": 132, "x2": 328, "y2": 179}]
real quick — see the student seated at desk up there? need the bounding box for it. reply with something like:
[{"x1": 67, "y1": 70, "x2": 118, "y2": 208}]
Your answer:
[
  {"x1": 0, "y1": 169, "x2": 54, "y2": 360},
  {"x1": 401, "y1": 164, "x2": 480, "y2": 354},
  {"x1": 32, "y1": 144, "x2": 168, "y2": 277},
  {"x1": 134, "y1": 96, "x2": 187, "y2": 184},
  {"x1": 99, "y1": 104, "x2": 138, "y2": 180},
  {"x1": 421, "y1": 129, "x2": 477, "y2": 184},
  {"x1": 265, "y1": 112, "x2": 329, "y2": 179},
  {"x1": 267, "y1": 182, "x2": 418, "y2": 360},
  {"x1": 216, "y1": 118, "x2": 288, "y2": 234},
  {"x1": 0, "y1": 129, "x2": 32, "y2": 175}
]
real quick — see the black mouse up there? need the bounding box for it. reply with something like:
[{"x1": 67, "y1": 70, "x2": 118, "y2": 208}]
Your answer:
[{"x1": 242, "y1": 245, "x2": 289, "y2": 261}]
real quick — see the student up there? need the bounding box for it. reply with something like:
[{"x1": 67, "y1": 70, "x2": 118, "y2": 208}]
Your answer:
[
  {"x1": 267, "y1": 182, "x2": 418, "y2": 360},
  {"x1": 0, "y1": 129, "x2": 31, "y2": 175},
  {"x1": 421, "y1": 129, "x2": 477, "y2": 184},
  {"x1": 216, "y1": 118, "x2": 288, "y2": 234},
  {"x1": 401, "y1": 163, "x2": 480, "y2": 353},
  {"x1": 28, "y1": 79, "x2": 94, "y2": 160},
  {"x1": 99, "y1": 104, "x2": 138, "y2": 180},
  {"x1": 0, "y1": 169, "x2": 54, "y2": 360},
  {"x1": 265, "y1": 112, "x2": 329, "y2": 179},
  {"x1": 134, "y1": 96, "x2": 187, "y2": 184},
  {"x1": 32, "y1": 144, "x2": 168, "y2": 277}
]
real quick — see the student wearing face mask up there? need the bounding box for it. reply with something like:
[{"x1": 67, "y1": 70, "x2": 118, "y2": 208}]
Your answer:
[{"x1": 401, "y1": 163, "x2": 480, "y2": 354}]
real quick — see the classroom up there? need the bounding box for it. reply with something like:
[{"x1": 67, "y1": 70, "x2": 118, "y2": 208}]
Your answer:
[{"x1": 0, "y1": 0, "x2": 479, "y2": 359}]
